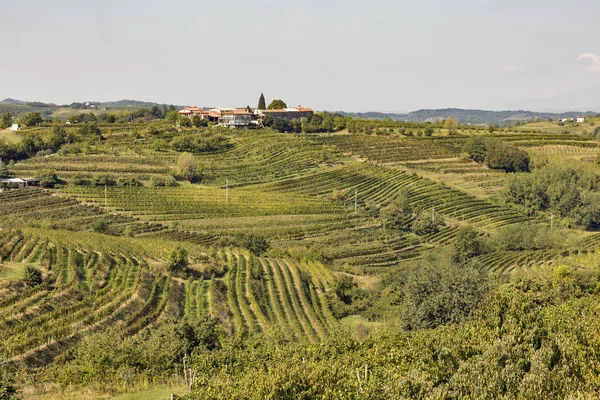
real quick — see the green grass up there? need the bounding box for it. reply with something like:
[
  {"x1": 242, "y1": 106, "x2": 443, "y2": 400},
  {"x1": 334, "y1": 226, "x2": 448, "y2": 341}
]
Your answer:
[
  {"x1": 0, "y1": 262, "x2": 26, "y2": 281},
  {"x1": 0, "y1": 128, "x2": 22, "y2": 144}
]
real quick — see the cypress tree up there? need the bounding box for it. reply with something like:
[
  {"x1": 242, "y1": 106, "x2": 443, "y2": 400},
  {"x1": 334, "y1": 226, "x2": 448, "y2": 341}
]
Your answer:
[{"x1": 258, "y1": 93, "x2": 266, "y2": 110}]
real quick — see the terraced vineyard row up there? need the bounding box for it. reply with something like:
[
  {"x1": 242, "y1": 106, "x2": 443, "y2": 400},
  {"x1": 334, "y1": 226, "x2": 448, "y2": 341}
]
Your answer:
[
  {"x1": 310, "y1": 133, "x2": 599, "y2": 164},
  {"x1": 0, "y1": 188, "x2": 167, "y2": 235},
  {"x1": 261, "y1": 163, "x2": 530, "y2": 231},
  {"x1": 61, "y1": 185, "x2": 346, "y2": 220},
  {"x1": 0, "y1": 231, "x2": 338, "y2": 367}
]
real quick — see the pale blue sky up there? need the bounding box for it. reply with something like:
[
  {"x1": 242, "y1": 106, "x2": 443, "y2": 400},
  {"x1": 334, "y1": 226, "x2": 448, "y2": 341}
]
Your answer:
[{"x1": 2, "y1": 0, "x2": 600, "y2": 111}]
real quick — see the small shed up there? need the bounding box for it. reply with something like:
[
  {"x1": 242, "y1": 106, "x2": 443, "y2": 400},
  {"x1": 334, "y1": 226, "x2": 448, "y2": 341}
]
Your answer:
[
  {"x1": 1, "y1": 178, "x2": 26, "y2": 189},
  {"x1": 9, "y1": 123, "x2": 20, "y2": 131}
]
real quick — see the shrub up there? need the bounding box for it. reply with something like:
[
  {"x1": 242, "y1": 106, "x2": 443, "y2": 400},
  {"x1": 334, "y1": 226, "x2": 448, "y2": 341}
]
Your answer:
[
  {"x1": 24, "y1": 265, "x2": 43, "y2": 287},
  {"x1": 167, "y1": 246, "x2": 189, "y2": 275}
]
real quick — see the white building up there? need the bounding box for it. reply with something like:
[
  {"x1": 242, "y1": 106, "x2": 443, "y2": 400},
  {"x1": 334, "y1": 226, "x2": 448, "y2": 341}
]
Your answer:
[
  {"x1": 576, "y1": 116, "x2": 586, "y2": 123},
  {"x1": 9, "y1": 123, "x2": 19, "y2": 131}
]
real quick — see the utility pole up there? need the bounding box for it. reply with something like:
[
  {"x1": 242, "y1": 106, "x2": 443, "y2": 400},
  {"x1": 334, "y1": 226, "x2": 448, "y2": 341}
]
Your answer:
[
  {"x1": 104, "y1": 184, "x2": 107, "y2": 208},
  {"x1": 226, "y1": 178, "x2": 229, "y2": 205},
  {"x1": 432, "y1": 206, "x2": 435, "y2": 224},
  {"x1": 354, "y1": 188, "x2": 358, "y2": 214}
]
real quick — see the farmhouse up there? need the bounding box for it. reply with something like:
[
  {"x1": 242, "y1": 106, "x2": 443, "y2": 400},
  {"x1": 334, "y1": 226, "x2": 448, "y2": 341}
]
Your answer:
[
  {"x1": 177, "y1": 105, "x2": 314, "y2": 128},
  {"x1": 1, "y1": 178, "x2": 40, "y2": 190},
  {"x1": 217, "y1": 109, "x2": 252, "y2": 127},
  {"x1": 577, "y1": 116, "x2": 586, "y2": 123}
]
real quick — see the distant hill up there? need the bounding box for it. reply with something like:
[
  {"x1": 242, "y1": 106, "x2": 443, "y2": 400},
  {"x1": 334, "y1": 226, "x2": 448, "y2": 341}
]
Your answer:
[
  {"x1": 103, "y1": 99, "x2": 167, "y2": 107},
  {"x1": 1, "y1": 98, "x2": 26, "y2": 105},
  {"x1": 340, "y1": 108, "x2": 599, "y2": 126}
]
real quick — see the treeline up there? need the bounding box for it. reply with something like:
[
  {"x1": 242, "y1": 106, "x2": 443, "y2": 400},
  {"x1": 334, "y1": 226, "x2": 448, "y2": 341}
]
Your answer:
[
  {"x1": 504, "y1": 164, "x2": 600, "y2": 228},
  {"x1": 463, "y1": 137, "x2": 530, "y2": 172}
]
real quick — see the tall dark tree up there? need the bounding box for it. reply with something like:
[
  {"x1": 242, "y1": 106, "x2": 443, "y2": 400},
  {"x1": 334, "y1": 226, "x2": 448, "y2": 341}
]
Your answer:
[
  {"x1": 258, "y1": 93, "x2": 266, "y2": 110},
  {"x1": 0, "y1": 112, "x2": 13, "y2": 129}
]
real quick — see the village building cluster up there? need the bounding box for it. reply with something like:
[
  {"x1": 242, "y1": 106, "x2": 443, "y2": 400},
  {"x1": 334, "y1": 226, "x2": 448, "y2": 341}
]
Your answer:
[{"x1": 177, "y1": 106, "x2": 314, "y2": 128}]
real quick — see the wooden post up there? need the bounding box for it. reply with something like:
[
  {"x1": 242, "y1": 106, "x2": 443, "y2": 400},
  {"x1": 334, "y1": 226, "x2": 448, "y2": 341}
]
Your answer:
[
  {"x1": 226, "y1": 178, "x2": 229, "y2": 205},
  {"x1": 354, "y1": 188, "x2": 357, "y2": 214}
]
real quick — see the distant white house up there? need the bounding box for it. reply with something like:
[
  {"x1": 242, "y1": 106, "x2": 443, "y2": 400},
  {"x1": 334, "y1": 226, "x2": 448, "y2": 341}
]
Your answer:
[
  {"x1": 9, "y1": 123, "x2": 19, "y2": 131},
  {"x1": 576, "y1": 116, "x2": 586, "y2": 123}
]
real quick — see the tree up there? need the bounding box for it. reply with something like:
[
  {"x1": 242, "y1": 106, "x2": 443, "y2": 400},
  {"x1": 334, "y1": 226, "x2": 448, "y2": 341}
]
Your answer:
[
  {"x1": 167, "y1": 246, "x2": 189, "y2": 275},
  {"x1": 0, "y1": 161, "x2": 9, "y2": 178},
  {"x1": 488, "y1": 125, "x2": 496, "y2": 134},
  {"x1": 380, "y1": 203, "x2": 403, "y2": 229},
  {"x1": 424, "y1": 126, "x2": 434, "y2": 136},
  {"x1": 267, "y1": 99, "x2": 287, "y2": 110},
  {"x1": 444, "y1": 117, "x2": 459, "y2": 135},
  {"x1": 412, "y1": 209, "x2": 445, "y2": 235},
  {"x1": 177, "y1": 152, "x2": 199, "y2": 182},
  {"x1": 21, "y1": 111, "x2": 43, "y2": 127},
  {"x1": 452, "y1": 227, "x2": 482, "y2": 263},
  {"x1": 49, "y1": 125, "x2": 67, "y2": 151},
  {"x1": 257, "y1": 93, "x2": 266, "y2": 110},
  {"x1": 0, "y1": 112, "x2": 13, "y2": 129},
  {"x1": 37, "y1": 170, "x2": 59, "y2": 188},
  {"x1": 462, "y1": 137, "x2": 488, "y2": 163},
  {"x1": 401, "y1": 263, "x2": 489, "y2": 330},
  {"x1": 192, "y1": 115, "x2": 208, "y2": 128},
  {"x1": 485, "y1": 143, "x2": 530, "y2": 173},
  {"x1": 24, "y1": 265, "x2": 43, "y2": 287}
]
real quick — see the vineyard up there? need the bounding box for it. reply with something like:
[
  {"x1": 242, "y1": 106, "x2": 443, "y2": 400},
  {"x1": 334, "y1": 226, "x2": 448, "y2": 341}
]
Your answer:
[
  {"x1": 4, "y1": 121, "x2": 600, "y2": 398},
  {"x1": 0, "y1": 230, "x2": 337, "y2": 367}
]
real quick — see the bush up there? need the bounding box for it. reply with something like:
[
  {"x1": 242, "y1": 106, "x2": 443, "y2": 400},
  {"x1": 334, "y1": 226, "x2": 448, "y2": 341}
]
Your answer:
[
  {"x1": 484, "y1": 142, "x2": 530, "y2": 172},
  {"x1": 462, "y1": 137, "x2": 488, "y2": 163},
  {"x1": 167, "y1": 246, "x2": 189, "y2": 275},
  {"x1": 400, "y1": 263, "x2": 489, "y2": 330},
  {"x1": 24, "y1": 265, "x2": 43, "y2": 287},
  {"x1": 150, "y1": 175, "x2": 177, "y2": 187},
  {"x1": 411, "y1": 209, "x2": 445, "y2": 235},
  {"x1": 37, "y1": 170, "x2": 59, "y2": 188}
]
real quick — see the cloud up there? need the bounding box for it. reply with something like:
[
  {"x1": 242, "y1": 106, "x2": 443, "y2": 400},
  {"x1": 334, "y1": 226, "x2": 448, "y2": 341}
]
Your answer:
[
  {"x1": 577, "y1": 53, "x2": 600, "y2": 72},
  {"x1": 504, "y1": 65, "x2": 523, "y2": 72}
]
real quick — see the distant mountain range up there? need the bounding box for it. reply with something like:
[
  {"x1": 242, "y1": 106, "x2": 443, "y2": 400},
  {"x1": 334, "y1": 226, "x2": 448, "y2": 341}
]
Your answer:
[
  {"x1": 2, "y1": 98, "x2": 598, "y2": 125},
  {"x1": 339, "y1": 108, "x2": 598, "y2": 126}
]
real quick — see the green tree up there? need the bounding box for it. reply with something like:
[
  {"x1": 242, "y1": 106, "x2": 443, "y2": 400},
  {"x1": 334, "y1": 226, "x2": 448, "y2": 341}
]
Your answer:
[
  {"x1": 380, "y1": 203, "x2": 403, "y2": 229},
  {"x1": 191, "y1": 115, "x2": 208, "y2": 127},
  {"x1": 257, "y1": 93, "x2": 266, "y2": 110},
  {"x1": 488, "y1": 125, "x2": 496, "y2": 134},
  {"x1": 177, "y1": 152, "x2": 199, "y2": 182},
  {"x1": 167, "y1": 246, "x2": 189, "y2": 274},
  {"x1": 267, "y1": 99, "x2": 287, "y2": 110},
  {"x1": 37, "y1": 170, "x2": 59, "y2": 188},
  {"x1": 411, "y1": 209, "x2": 445, "y2": 235},
  {"x1": 21, "y1": 111, "x2": 43, "y2": 126},
  {"x1": 0, "y1": 112, "x2": 13, "y2": 129},
  {"x1": 424, "y1": 126, "x2": 434, "y2": 136},
  {"x1": 485, "y1": 143, "x2": 530, "y2": 172},
  {"x1": 452, "y1": 227, "x2": 482, "y2": 263},
  {"x1": 462, "y1": 137, "x2": 488, "y2": 163},
  {"x1": 49, "y1": 125, "x2": 67, "y2": 151},
  {"x1": 0, "y1": 161, "x2": 9, "y2": 178},
  {"x1": 401, "y1": 263, "x2": 489, "y2": 330},
  {"x1": 24, "y1": 265, "x2": 43, "y2": 287}
]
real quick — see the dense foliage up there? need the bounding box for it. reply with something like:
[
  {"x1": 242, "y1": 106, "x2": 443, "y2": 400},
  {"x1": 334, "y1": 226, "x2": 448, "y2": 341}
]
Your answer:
[{"x1": 504, "y1": 165, "x2": 600, "y2": 228}]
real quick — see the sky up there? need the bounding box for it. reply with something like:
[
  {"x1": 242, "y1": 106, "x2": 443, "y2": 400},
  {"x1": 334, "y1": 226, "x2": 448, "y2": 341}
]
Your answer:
[{"x1": 1, "y1": 0, "x2": 600, "y2": 112}]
